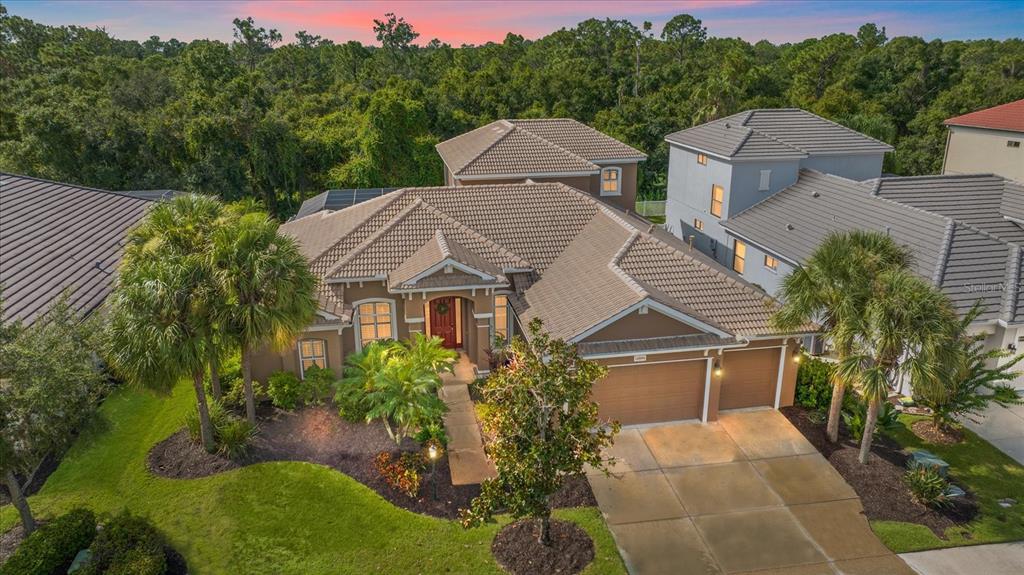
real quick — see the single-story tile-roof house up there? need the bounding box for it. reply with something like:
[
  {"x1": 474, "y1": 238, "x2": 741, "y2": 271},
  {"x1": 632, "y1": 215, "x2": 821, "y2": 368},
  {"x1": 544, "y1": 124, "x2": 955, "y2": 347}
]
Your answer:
[
  {"x1": 0, "y1": 173, "x2": 161, "y2": 325},
  {"x1": 254, "y1": 174, "x2": 812, "y2": 426}
]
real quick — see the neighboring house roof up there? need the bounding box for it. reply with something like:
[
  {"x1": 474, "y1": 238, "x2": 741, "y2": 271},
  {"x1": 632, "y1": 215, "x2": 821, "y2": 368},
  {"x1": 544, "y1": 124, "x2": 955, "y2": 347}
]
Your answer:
[
  {"x1": 0, "y1": 173, "x2": 155, "y2": 325},
  {"x1": 282, "y1": 182, "x2": 794, "y2": 344},
  {"x1": 294, "y1": 188, "x2": 398, "y2": 220},
  {"x1": 436, "y1": 119, "x2": 646, "y2": 178},
  {"x1": 722, "y1": 169, "x2": 1024, "y2": 324},
  {"x1": 944, "y1": 99, "x2": 1024, "y2": 133},
  {"x1": 665, "y1": 109, "x2": 893, "y2": 160},
  {"x1": 121, "y1": 189, "x2": 181, "y2": 201}
]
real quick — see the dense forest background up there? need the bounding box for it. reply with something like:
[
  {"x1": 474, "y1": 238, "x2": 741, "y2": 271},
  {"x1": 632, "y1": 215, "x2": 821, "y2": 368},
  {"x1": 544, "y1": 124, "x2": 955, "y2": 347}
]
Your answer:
[{"x1": 1, "y1": 7, "x2": 1022, "y2": 217}]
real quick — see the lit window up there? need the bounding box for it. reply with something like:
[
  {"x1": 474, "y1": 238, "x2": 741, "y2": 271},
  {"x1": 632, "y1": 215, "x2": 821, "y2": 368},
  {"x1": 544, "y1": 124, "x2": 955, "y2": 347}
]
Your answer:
[
  {"x1": 494, "y1": 295, "x2": 510, "y2": 341},
  {"x1": 710, "y1": 185, "x2": 724, "y2": 218},
  {"x1": 697, "y1": 153, "x2": 708, "y2": 165},
  {"x1": 600, "y1": 167, "x2": 621, "y2": 196},
  {"x1": 357, "y1": 301, "x2": 393, "y2": 348},
  {"x1": 733, "y1": 240, "x2": 746, "y2": 274},
  {"x1": 298, "y1": 339, "x2": 326, "y2": 377},
  {"x1": 1009, "y1": 140, "x2": 1022, "y2": 148},
  {"x1": 693, "y1": 218, "x2": 704, "y2": 231},
  {"x1": 759, "y1": 170, "x2": 771, "y2": 191},
  {"x1": 764, "y1": 254, "x2": 779, "y2": 271}
]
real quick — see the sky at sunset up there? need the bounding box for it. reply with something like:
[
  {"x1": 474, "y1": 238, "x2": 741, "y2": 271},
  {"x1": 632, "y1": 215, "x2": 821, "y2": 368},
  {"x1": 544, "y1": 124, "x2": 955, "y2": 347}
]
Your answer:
[{"x1": 6, "y1": 1, "x2": 1023, "y2": 45}]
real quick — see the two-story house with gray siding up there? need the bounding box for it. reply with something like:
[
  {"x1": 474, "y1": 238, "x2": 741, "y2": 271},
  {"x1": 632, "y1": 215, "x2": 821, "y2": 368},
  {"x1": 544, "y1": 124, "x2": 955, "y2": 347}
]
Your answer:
[{"x1": 663, "y1": 109, "x2": 893, "y2": 291}]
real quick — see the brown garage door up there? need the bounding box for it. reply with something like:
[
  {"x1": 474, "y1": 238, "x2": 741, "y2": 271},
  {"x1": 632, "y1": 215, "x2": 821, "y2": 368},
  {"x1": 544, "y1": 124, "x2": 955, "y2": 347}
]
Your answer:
[
  {"x1": 720, "y1": 348, "x2": 780, "y2": 410},
  {"x1": 592, "y1": 360, "x2": 705, "y2": 425}
]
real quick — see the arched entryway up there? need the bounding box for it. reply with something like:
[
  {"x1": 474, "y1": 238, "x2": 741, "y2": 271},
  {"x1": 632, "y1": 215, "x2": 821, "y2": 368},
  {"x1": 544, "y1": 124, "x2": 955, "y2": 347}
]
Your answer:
[{"x1": 424, "y1": 296, "x2": 472, "y2": 350}]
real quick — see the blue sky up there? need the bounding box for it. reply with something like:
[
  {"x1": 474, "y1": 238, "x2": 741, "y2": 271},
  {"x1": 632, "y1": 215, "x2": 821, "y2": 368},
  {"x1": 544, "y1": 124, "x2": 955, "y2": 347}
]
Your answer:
[{"x1": 6, "y1": 1, "x2": 1023, "y2": 45}]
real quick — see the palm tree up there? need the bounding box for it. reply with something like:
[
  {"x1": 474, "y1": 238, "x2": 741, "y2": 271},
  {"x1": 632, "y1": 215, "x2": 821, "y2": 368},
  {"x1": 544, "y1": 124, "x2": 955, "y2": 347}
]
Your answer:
[
  {"x1": 213, "y1": 212, "x2": 317, "y2": 425},
  {"x1": 772, "y1": 230, "x2": 910, "y2": 443},
  {"x1": 836, "y1": 269, "x2": 957, "y2": 464},
  {"x1": 106, "y1": 194, "x2": 225, "y2": 452}
]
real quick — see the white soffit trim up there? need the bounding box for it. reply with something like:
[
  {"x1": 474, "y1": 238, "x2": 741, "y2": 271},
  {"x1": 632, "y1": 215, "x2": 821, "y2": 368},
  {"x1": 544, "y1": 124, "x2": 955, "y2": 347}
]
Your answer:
[{"x1": 408, "y1": 258, "x2": 496, "y2": 283}]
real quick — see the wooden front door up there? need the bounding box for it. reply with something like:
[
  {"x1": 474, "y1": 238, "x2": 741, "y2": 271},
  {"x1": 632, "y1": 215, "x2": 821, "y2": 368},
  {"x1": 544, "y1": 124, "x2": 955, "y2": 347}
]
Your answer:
[{"x1": 430, "y1": 297, "x2": 457, "y2": 348}]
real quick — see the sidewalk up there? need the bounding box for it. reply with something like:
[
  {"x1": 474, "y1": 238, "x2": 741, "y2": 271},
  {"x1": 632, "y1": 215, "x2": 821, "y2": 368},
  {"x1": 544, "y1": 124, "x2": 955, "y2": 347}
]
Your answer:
[
  {"x1": 900, "y1": 541, "x2": 1024, "y2": 575},
  {"x1": 439, "y1": 354, "x2": 496, "y2": 485}
]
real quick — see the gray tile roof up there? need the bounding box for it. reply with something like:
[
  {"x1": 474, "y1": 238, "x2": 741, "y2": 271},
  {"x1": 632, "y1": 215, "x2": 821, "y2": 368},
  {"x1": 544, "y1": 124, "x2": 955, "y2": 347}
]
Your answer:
[
  {"x1": 437, "y1": 119, "x2": 646, "y2": 178},
  {"x1": 666, "y1": 109, "x2": 893, "y2": 159},
  {"x1": 722, "y1": 169, "x2": 1024, "y2": 323},
  {"x1": 0, "y1": 173, "x2": 155, "y2": 325},
  {"x1": 282, "y1": 181, "x2": 794, "y2": 342}
]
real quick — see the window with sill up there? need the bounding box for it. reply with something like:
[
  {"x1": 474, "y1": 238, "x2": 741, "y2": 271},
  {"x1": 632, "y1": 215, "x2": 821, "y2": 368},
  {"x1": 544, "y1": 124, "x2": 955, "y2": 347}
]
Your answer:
[
  {"x1": 298, "y1": 339, "x2": 327, "y2": 377},
  {"x1": 697, "y1": 153, "x2": 708, "y2": 165},
  {"x1": 356, "y1": 300, "x2": 394, "y2": 350},
  {"x1": 733, "y1": 240, "x2": 746, "y2": 274},
  {"x1": 494, "y1": 294, "x2": 510, "y2": 342},
  {"x1": 710, "y1": 185, "x2": 724, "y2": 218},
  {"x1": 764, "y1": 254, "x2": 779, "y2": 271},
  {"x1": 600, "y1": 167, "x2": 622, "y2": 196}
]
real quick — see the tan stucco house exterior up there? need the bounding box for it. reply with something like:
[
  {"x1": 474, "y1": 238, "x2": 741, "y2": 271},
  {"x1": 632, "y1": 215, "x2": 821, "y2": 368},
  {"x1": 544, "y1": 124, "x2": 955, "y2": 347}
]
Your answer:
[
  {"x1": 942, "y1": 99, "x2": 1024, "y2": 181},
  {"x1": 255, "y1": 121, "x2": 813, "y2": 426},
  {"x1": 435, "y1": 119, "x2": 647, "y2": 213}
]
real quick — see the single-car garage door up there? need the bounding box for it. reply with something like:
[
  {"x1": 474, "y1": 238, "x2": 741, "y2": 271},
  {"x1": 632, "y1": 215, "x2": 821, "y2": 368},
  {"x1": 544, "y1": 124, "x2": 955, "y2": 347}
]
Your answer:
[
  {"x1": 720, "y1": 348, "x2": 779, "y2": 410},
  {"x1": 592, "y1": 360, "x2": 705, "y2": 425}
]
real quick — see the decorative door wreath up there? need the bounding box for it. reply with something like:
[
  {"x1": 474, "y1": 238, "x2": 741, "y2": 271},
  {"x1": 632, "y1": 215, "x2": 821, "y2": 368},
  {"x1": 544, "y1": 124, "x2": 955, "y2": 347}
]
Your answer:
[{"x1": 435, "y1": 301, "x2": 450, "y2": 315}]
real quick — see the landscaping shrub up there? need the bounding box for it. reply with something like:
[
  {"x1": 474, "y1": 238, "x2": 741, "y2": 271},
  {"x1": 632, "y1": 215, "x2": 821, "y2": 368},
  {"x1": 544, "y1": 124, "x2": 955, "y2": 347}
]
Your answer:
[
  {"x1": 904, "y1": 464, "x2": 952, "y2": 509},
  {"x1": 301, "y1": 365, "x2": 336, "y2": 406},
  {"x1": 184, "y1": 399, "x2": 228, "y2": 444},
  {"x1": 374, "y1": 451, "x2": 426, "y2": 498},
  {"x1": 0, "y1": 508, "x2": 96, "y2": 575},
  {"x1": 79, "y1": 511, "x2": 168, "y2": 575},
  {"x1": 415, "y1": 421, "x2": 448, "y2": 448},
  {"x1": 794, "y1": 355, "x2": 835, "y2": 412},
  {"x1": 267, "y1": 371, "x2": 302, "y2": 410},
  {"x1": 217, "y1": 417, "x2": 256, "y2": 459},
  {"x1": 843, "y1": 401, "x2": 900, "y2": 441}
]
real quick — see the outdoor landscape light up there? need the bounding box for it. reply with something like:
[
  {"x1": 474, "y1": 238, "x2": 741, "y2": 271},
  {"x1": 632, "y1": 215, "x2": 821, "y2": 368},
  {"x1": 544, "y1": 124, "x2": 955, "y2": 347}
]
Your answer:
[
  {"x1": 713, "y1": 359, "x2": 722, "y2": 377},
  {"x1": 427, "y1": 443, "x2": 440, "y2": 501}
]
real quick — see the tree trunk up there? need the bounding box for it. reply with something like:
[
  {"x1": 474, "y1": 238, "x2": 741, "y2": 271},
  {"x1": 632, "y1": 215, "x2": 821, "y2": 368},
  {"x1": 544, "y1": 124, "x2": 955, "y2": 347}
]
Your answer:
[
  {"x1": 192, "y1": 371, "x2": 216, "y2": 453},
  {"x1": 826, "y1": 373, "x2": 846, "y2": 443},
  {"x1": 4, "y1": 469, "x2": 36, "y2": 535},
  {"x1": 538, "y1": 513, "x2": 552, "y2": 546},
  {"x1": 859, "y1": 398, "x2": 880, "y2": 464},
  {"x1": 242, "y1": 346, "x2": 256, "y2": 426},
  {"x1": 209, "y1": 344, "x2": 222, "y2": 400}
]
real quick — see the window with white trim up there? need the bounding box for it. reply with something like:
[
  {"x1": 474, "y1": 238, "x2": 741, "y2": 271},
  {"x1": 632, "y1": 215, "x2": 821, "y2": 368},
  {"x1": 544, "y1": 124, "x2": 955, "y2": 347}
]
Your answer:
[
  {"x1": 357, "y1": 300, "x2": 394, "y2": 348},
  {"x1": 759, "y1": 170, "x2": 771, "y2": 191},
  {"x1": 298, "y1": 339, "x2": 327, "y2": 377},
  {"x1": 733, "y1": 240, "x2": 747, "y2": 274},
  {"x1": 600, "y1": 167, "x2": 622, "y2": 196},
  {"x1": 710, "y1": 185, "x2": 724, "y2": 218},
  {"x1": 764, "y1": 254, "x2": 779, "y2": 272},
  {"x1": 697, "y1": 153, "x2": 708, "y2": 165},
  {"x1": 494, "y1": 294, "x2": 510, "y2": 341}
]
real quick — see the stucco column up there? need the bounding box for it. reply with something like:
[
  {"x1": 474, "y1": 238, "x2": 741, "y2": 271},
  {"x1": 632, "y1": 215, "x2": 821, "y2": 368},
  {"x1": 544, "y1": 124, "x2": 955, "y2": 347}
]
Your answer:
[{"x1": 705, "y1": 355, "x2": 723, "y2": 422}]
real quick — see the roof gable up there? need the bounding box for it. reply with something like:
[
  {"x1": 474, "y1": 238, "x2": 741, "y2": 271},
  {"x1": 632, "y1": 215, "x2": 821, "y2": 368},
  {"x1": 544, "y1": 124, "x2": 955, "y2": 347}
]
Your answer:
[
  {"x1": 388, "y1": 230, "x2": 506, "y2": 290},
  {"x1": 944, "y1": 99, "x2": 1024, "y2": 133}
]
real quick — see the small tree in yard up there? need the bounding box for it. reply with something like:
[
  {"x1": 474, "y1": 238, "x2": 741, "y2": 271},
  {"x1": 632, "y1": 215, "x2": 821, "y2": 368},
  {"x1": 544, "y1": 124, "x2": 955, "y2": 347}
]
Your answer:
[
  {"x1": 914, "y1": 305, "x2": 1023, "y2": 432},
  {"x1": 462, "y1": 319, "x2": 620, "y2": 546},
  {"x1": 0, "y1": 299, "x2": 107, "y2": 534}
]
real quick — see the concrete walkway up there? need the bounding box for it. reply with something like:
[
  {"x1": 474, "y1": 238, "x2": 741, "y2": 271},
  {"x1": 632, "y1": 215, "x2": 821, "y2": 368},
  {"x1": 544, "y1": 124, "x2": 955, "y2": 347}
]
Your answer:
[
  {"x1": 901, "y1": 541, "x2": 1024, "y2": 575},
  {"x1": 960, "y1": 397, "x2": 1024, "y2": 465},
  {"x1": 439, "y1": 354, "x2": 495, "y2": 485},
  {"x1": 588, "y1": 409, "x2": 914, "y2": 575}
]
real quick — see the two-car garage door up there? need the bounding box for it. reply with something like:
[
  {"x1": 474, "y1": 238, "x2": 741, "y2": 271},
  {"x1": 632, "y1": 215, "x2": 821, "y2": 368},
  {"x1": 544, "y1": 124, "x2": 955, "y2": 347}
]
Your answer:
[
  {"x1": 591, "y1": 347, "x2": 783, "y2": 426},
  {"x1": 592, "y1": 360, "x2": 705, "y2": 426}
]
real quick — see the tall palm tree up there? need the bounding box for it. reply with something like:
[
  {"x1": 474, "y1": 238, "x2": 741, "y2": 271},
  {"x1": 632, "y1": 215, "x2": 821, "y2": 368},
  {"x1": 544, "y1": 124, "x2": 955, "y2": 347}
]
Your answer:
[
  {"x1": 836, "y1": 269, "x2": 957, "y2": 464},
  {"x1": 773, "y1": 230, "x2": 911, "y2": 443},
  {"x1": 106, "y1": 194, "x2": 226, "y2": 452},
  {"x1": 213, "y1": 212, "x2": 317, "y2": 425}
]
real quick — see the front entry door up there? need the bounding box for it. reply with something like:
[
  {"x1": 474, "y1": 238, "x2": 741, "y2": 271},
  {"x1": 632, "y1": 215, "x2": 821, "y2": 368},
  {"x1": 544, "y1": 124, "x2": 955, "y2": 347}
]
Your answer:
[{"x1": 430, "y1": 297, "x2": 457, "y2": 348}]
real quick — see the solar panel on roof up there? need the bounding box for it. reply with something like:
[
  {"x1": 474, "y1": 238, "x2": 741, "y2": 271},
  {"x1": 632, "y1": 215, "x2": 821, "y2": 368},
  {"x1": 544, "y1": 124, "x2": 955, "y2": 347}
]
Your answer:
[{"x1": 323, "y1": 188, "x2": 397, "y2": 210}]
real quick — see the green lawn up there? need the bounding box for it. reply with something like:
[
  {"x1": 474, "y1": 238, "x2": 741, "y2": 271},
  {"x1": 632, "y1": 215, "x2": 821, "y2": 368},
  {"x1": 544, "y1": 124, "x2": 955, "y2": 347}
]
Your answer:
[
  {"x1": 0, "y1": 383, "x2": 625, "y2": 574},
  {"x1": 870, "y1": 414, "x2": 1024, "y2": 553}
]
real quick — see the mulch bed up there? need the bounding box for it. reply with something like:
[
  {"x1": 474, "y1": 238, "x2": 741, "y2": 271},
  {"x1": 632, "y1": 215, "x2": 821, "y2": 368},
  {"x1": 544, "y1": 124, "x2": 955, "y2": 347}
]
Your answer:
[
  {"x1": 147, "y1": 405, "x2": 595, "y2": 519},
  {"x1": 491, "y1": 519, "x2": 594, "y2": 575},
  {"x1": 781, "y1": 406, "x2": 977, "y2": 537},
  {"x1": 911, "y1": 420, "x2": 964, "y2": 445},
  {"x1": 0, "y1": 524, "x2": 29, "y2": 566}
]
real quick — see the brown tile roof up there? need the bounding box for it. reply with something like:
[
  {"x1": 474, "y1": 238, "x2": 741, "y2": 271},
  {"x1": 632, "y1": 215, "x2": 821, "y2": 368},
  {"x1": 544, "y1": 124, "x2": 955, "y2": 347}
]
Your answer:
[
  {"x1": 437, "y1": 119, "x2": 646, "y2": 178},
  {"x1": 0, "y1": 173, "x2": 155, "y2": 325},
  {"x1": 283, "y1": 181, "x2": 799, "y2": 342},
  {"x1": 944, "y1": 99, "x2": 1024, "y2": 133}
]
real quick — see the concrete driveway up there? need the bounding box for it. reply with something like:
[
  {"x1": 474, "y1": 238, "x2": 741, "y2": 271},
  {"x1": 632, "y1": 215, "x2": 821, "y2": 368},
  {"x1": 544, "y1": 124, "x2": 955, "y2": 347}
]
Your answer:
[
  {"x1": 961, "y1": 399, "x2": 1024, "y2": 465},
  {"x1": 588, "y1": 409, "x2": 916, "y2": 575}
]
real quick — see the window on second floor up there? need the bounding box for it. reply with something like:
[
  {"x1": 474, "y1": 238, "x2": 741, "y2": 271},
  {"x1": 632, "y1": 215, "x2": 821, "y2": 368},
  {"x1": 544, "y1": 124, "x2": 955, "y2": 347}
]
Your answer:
[
  {"x1": 697, "y1": 153, "x2": 708, "y2": 165},
  {"x1": 733, "y1": 240, "x2": 747, "y2": 274},
  {"x1": 710, "y1": 185, "x2": 724, "y2": 218},
  {"x1": 759, "y1": 170, "x2": 772, "y2": 191},
  {"x1": 1009, "y1": 140, "x2": 1022, "y2": 148},
  {"x1": 693, "y1": 218, "x2": 704, "y2": 231},
  {"x1": 600, "y1": 167, "x2": 622, "y2": 196},
  {"x1": 764, "y1": 254, "x2": 779, "y2": 272}
]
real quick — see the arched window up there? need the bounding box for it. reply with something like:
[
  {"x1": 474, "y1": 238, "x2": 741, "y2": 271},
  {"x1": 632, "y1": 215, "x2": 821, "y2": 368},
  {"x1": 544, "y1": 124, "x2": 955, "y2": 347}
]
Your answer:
[
  {"x1": 600, "y1": 167, "x2": 622, "y2": 196},
  {"x1": 298, "y1": 339, "x2": 327, "y2": 378},
  {"x1": 355, "y1": 299, "x2": 395, "y2": 350}
]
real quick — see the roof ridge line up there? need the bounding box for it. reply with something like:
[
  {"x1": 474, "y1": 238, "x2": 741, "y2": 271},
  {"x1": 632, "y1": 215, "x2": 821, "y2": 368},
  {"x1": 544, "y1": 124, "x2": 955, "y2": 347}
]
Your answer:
[
  {"x1": 515, "y1": 125, "x2": 598, "y2": 169},
  {"x1": 1002, "y1": 244, "x2": 1022, "y2": 322},
  {"x1": 932, "y1": 219, "x2": 956, "y2": 287},
  {"x1": 449, "y1": 121, "x2": 515, "y2": 175},
  {"x1": 728, "y1": 125, "x2": 755, "y2": 156},
  {"x1": 434, "y1": 228, "x2": 452, "y2": 258},
  {"x1": 324, "y1": 196, "x2": 422, "y2": 278},
  {"x1": 306, "y1": 191, "x2": 406, "y2": 267},
  {"x1": 416, "y1": 199, "x2": 532, "y2": 270}
]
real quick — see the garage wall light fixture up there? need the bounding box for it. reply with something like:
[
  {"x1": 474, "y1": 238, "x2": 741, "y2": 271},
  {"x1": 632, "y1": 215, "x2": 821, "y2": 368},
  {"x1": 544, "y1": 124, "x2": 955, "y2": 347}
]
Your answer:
[
  {"x1": 713, "y1": 358, "x2": 722, "y2": 377},
  {"x1": 792, "y1": 347, "x2": 802, "y2": 364}
]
